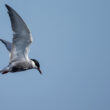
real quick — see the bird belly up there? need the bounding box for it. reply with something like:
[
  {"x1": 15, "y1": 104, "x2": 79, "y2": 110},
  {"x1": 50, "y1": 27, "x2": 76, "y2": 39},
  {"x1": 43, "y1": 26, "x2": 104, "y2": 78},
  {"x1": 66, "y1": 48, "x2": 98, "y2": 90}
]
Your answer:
[
  {"x1": 11, "y1": 62, "x2": 32, "y2": 72},
  {"x1": 11, "y1": 66, "x2": 26, "y2": 72}
]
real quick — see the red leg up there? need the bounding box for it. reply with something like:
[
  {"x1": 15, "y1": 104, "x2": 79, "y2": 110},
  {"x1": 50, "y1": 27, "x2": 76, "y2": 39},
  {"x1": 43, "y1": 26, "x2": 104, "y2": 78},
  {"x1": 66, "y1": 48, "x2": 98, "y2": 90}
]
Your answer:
[{"x1": 2, "y1": 71, "x2": 9, "y2": 74}]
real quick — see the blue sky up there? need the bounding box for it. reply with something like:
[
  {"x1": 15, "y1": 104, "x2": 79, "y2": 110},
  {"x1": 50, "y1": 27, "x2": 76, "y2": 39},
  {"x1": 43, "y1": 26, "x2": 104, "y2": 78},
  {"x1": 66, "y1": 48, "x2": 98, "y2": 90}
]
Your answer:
[{"x1": 0, "y1": 0, "x2": 110, "y2": 110}]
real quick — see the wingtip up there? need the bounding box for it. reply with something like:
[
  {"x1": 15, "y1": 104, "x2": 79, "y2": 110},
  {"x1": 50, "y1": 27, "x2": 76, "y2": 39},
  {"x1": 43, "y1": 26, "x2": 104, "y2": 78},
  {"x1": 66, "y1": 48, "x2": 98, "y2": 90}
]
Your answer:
[
  {"x1": 5, "y1": 4, "x2": 8, "y2": 8},
  {"x1": 5, "y1": 4, "x2": 11, "y2": 10},
  {"x1": 0, "y1": 38, "x2": 3, "y2": 41}
]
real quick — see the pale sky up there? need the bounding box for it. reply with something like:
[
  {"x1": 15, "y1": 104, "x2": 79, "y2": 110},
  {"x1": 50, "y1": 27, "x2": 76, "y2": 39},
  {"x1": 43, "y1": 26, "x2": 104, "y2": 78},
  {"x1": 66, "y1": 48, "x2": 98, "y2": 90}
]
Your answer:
[{"x1": 0, "y1": 0, "x2": 110, "y2": 110}]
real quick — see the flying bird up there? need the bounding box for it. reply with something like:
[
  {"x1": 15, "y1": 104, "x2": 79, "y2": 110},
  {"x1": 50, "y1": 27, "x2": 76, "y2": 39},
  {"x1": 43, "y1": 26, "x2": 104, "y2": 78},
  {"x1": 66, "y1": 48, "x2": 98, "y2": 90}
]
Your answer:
[{"x1": 0, "y1": 4, "x2": 42, "y2": 74}]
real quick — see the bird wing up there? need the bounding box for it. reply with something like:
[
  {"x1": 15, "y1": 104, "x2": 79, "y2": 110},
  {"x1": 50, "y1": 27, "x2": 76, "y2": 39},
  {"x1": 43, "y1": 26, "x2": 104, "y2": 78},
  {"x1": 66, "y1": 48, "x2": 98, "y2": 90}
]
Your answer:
[
  {"x1": 5, "y1": 4, "x2": 33, "y2": 62},
  {"x1": 0, "y1": 39, "x2": 12, "y2": 52}
]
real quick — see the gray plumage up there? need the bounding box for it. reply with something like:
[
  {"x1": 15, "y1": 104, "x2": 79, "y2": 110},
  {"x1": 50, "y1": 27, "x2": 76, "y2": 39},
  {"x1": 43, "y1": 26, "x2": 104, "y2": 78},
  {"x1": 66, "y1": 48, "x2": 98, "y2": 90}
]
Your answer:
[{"x1": 0, "y1": 39, "x2": 12, "y2": 52}]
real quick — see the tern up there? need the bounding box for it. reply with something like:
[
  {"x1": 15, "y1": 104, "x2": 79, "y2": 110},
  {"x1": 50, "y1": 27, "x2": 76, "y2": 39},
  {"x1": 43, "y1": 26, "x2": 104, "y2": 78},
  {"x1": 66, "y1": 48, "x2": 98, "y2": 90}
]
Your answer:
[{"x1": 0, "y1": 4, "x2": 42, "y2": 74}]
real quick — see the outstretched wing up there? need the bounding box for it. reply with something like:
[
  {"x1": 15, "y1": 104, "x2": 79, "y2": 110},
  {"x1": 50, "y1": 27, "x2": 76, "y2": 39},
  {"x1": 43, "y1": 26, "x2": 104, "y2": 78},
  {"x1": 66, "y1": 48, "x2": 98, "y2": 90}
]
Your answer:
[
  {"x1": 0, "y1": 39, "x2": 12, "y2": 52},
  {"x1": 5, "y1": 4, "x2": 32, "y2": 62}
]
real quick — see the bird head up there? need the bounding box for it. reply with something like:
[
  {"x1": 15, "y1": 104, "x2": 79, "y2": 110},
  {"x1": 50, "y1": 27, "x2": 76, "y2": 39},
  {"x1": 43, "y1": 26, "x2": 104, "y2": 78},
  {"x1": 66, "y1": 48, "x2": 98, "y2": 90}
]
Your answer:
[{"x1": 31, "y1": 59, "x2": 42, "y2": 74}]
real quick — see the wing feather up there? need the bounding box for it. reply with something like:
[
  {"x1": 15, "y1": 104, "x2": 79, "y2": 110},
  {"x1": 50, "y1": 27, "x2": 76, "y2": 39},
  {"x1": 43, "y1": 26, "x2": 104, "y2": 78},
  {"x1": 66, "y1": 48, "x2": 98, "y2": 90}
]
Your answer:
[
  {"x1": 5, "y1": 4, "x2": 33, "y2": 62},
  {"x1": 0, "y1": 39, "x2": 12, "y2": 52}
]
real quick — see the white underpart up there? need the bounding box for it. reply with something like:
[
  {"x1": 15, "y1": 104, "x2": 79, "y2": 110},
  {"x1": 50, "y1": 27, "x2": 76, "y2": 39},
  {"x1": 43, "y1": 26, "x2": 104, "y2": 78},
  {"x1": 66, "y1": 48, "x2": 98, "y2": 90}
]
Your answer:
[{"x1": 31, "y1": 60, "x2": 36, "y2": 68}]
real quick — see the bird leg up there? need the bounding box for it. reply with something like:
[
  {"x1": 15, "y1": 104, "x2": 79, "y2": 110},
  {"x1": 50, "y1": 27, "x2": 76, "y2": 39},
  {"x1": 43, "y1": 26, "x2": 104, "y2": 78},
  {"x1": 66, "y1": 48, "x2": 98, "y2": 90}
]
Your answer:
[
  {"x1": 2, "y1": 71, "x2": 9, "y2": 74},
  {"x1": 0, "y1": 66, "x2": 10, "y2": 74}
]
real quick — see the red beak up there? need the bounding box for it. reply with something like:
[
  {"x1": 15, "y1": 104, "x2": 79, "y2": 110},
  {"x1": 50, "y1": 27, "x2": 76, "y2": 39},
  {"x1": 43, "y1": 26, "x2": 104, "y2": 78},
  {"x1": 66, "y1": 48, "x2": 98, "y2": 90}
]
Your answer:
[{"x1": 37, "y1": 67, "x2": 42, "y2": 74}]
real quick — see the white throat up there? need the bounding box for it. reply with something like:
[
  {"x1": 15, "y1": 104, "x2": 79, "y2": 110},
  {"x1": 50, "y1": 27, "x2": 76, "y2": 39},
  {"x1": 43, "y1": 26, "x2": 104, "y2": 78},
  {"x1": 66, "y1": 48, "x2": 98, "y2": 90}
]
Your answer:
[{"x1": 31, "y1": 60, "x2": 36, "y2": 68}]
